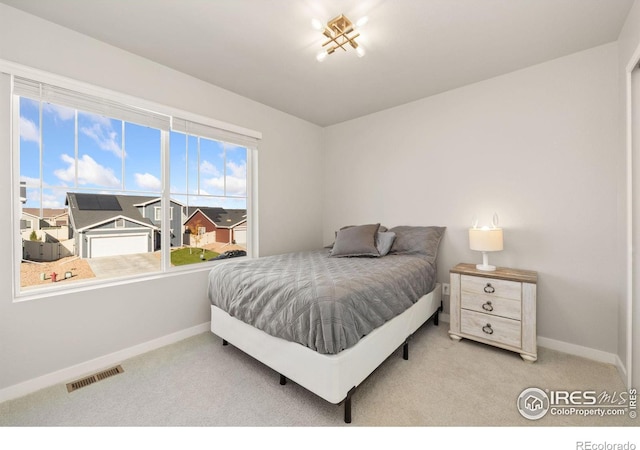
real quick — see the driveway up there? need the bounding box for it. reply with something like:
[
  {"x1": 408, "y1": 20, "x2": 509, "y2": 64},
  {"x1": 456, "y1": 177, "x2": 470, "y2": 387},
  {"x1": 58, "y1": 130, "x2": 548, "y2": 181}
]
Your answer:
[{"x1": 87, "y1": 252, "x2": 161, "y2": 280}]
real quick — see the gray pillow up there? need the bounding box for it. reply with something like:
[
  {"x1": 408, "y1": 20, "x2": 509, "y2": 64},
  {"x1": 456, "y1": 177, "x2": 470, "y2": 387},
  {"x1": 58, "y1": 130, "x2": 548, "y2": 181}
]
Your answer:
[
  {"x1": 388, "y1": 226, "x2": 446, "y2": 262},
  {"x1": 376, "y1": 231, "x2": 396, "y2": 256},
  {"x1": 326, "y1": 225, "x2": 388, "y2": 250},
  {"x1": 330, "y1": 223, "x2": 381, "y2": 257}
]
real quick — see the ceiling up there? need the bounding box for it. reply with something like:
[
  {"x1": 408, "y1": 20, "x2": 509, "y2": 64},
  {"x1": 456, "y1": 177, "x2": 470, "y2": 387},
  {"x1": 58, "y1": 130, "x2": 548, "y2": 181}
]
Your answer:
[{"x1": 1, "y1": 0, "x2": 635, "y2": 126}]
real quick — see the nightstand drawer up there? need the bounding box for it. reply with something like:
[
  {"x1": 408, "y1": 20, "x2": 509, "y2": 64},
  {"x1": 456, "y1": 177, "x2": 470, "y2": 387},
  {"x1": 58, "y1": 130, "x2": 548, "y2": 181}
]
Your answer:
[
  {"x1": 460, "y1": 309, "x2": 521, "y2": 348},
  {"x1": 461, "y1": 275, "x2": 521, "y2": 301},
  {"x1": 461, "y1": 293, "x2": 521, "y2": 320}
]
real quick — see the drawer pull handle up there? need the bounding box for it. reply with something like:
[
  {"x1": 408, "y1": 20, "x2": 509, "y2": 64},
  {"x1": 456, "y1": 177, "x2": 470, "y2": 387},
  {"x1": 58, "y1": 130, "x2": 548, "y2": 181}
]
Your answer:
[
  {"x1": 482, "y1": 324, "x2": 494, "y2": 335},
  {"x1": 482, "y1": 301, "x2": 494, "y2": 312},
  {"x1": 484, "y1": 283, "x2": 495, "y2": 294}
]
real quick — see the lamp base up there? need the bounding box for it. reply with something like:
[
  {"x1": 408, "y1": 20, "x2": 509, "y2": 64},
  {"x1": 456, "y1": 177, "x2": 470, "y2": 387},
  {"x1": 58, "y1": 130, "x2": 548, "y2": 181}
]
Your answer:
[{"x1": 476, "y1": 252, "x2": 496, "y2": 271}]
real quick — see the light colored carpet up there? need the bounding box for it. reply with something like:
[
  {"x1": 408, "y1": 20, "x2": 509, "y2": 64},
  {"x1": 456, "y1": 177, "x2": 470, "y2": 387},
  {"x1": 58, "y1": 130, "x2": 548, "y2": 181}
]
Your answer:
[{"x1": 0, "y1": 320, "x2": 635, "y2": 433}]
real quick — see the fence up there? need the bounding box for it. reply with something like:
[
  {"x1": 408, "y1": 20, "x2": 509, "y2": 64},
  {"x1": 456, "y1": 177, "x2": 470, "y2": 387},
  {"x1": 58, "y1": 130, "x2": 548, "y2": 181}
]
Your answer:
[
  {"x1": 183, "y1": 231, "x2": 217, "y2": 247},
  {"x1": 23, "y1": 239, "x2": 74, "y2": 262}
]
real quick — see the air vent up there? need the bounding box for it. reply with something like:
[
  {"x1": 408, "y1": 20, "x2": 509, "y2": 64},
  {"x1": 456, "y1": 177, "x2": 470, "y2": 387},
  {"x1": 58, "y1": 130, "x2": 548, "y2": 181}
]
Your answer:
[{"x1": 66, "y1": 365, "x2": 124, "y2": 393}]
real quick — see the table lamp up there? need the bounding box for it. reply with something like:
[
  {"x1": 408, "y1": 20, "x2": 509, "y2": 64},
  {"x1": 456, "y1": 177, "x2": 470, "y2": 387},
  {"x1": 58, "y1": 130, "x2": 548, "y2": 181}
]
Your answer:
[{"x1": 469, "y1": 215, "x2": 503, "y2": 271}]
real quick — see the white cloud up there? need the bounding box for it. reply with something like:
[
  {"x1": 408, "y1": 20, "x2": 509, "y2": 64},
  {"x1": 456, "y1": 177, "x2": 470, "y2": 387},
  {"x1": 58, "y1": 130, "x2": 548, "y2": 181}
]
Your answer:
[
  {"x1": 135, "y1": 173, "x2": 161, "y2": 191},
  {"x1": 41, "y1": 192, "x2": 65, "y2": 208},
  {"x1": 227, "y1": 161, "x2": 246, "y2": 178},
  {"x1": 26, "y1": 189, "x2": 40, "y2": 204},
  {"x1": 20, "y1": 116, "x2": 39, "y2": 143},
  {"x1": 54, "y1": 154, "x2": 121, "y2": 188},
  {"x1": 80, "y1": 118, "x2": 124, "y2": 159},
  {"x1": 202, "y1": 161, "x2": 247, "y2": 196},
  {"x1": 20, "y1": 176, "x2": 41, "y2": 188},
  {"x1": 43, "y1": 103, "x2": 75, "y2": 121},
  {"x1": 200, "y1": 160, "x2": 220, "y2": 176}
]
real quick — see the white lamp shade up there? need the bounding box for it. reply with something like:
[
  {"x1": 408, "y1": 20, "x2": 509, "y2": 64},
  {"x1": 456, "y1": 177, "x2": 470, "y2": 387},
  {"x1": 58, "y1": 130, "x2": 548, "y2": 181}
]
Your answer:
[{"x1": 469, "y1": 228, "x2": 503, "y2": 252}]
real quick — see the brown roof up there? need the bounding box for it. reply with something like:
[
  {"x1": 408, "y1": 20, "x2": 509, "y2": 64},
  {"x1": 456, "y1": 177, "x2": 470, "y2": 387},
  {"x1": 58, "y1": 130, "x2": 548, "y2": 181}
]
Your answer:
[{"x1": 23, "y1": 208, "x2": 68, "y2": 218}]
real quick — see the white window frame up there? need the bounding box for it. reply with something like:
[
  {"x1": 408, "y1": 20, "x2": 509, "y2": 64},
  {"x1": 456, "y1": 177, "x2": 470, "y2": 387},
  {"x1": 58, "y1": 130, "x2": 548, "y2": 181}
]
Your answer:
[
  {"x1": 154, "y1": 206, "x2": 174, "y2": 222},
  {"x1": 3, "y1": 60, "x2": 261, "y2": 301}
]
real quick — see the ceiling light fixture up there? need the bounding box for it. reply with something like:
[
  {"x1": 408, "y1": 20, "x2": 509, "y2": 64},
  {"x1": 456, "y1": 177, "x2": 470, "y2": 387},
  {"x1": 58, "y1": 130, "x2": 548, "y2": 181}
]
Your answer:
[{"x1": 315, "y1": 14, "x2": 366, "y2": 61}]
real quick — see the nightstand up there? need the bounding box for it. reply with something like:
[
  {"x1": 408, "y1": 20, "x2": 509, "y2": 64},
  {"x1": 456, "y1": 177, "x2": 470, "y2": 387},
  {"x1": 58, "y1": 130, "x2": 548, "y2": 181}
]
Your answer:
[{"x1": 448, "y1": 263, "x2": 538, "y2": 362}]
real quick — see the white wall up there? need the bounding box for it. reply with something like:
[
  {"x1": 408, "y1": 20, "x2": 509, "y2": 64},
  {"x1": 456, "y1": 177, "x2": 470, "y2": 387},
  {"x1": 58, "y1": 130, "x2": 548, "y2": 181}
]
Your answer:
[
  {"x1": 618, "y1": 0, "x2": 640, "y2": 389},
  {"x1": 323, "y1": 43, "x2": 622, "y2": 355},
  {"x1": 0, "y1": 4, "x2": 323, "y2": 393}
]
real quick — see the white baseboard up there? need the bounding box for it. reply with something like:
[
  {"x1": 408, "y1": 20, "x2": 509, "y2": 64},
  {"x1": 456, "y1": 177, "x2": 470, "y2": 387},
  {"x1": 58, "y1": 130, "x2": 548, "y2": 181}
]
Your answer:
[
  {"x1": 535, "y1": 336, "x2": 618, "y2": 365},
  {"x1": 0, "y1": 322, "x2": 211, "y2": 404},
  {"x1": 437, "y1": 312, "x2": 626, "y2": 379},
  {"x1": 614, "y1": 354, "x2": 629, "y2": 388}
]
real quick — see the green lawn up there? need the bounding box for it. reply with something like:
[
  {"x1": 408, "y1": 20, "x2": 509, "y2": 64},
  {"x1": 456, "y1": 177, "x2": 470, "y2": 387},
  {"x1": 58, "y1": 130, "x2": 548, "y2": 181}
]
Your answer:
[{"x1": 170, "y1": 248, "x2": 219, "y2": 266}]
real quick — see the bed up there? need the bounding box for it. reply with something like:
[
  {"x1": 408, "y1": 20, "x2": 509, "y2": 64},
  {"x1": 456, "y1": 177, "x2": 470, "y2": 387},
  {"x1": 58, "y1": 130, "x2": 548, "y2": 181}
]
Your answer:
[{"x1": 208, "y1": 225, "x2": 445, "y2": 423}]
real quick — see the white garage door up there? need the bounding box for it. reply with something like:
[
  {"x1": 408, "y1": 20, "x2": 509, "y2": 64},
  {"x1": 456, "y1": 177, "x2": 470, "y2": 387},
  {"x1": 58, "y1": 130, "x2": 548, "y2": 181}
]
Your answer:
[
  {"x1": 89, "y1": 234, "x2": 148, "y2": 258},
  {"x1": 234, "y1": 229, "x2": 247, "y2": 245}
]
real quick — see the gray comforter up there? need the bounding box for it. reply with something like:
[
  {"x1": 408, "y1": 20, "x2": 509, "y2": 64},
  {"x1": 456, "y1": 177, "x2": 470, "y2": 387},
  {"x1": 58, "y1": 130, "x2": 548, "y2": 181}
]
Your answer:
[{"x1": 207, "y1": 249, "x2": 437, "y2": 355}]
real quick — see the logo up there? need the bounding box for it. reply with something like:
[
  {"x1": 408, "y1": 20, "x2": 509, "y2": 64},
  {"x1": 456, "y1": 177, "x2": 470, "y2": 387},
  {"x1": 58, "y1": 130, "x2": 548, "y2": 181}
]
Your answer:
[
  {"x1": 517, "y1": 387, "x2": 549, "y2": 420},
  {"x1": 517, "y1": 387, "x2": 637, "y2": 420}
]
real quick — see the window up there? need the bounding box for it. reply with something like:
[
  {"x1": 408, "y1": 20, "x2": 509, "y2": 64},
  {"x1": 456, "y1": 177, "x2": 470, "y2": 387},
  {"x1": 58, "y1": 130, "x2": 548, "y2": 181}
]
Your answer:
[
  {"x1": 170, "y1": 120, "x2": 249, "y2": 266},
  {"x1": 154, "y1": 206, "x2": 173, "y2": 221},
  {"x1": 9, "y1": 71, "x2": 259, "y2": 296}
]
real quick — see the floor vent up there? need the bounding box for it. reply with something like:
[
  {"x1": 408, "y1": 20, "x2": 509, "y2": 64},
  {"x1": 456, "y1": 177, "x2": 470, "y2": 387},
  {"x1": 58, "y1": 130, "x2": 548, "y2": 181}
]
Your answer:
[{"x1": 66, "y1": 365, "x2": 124, "y2": 393}]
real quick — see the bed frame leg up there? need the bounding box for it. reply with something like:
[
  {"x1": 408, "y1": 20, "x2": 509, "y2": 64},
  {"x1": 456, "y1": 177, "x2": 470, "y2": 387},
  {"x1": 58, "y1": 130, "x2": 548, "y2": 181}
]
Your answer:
[
  {"x1": 279, "y1": 374, "x2": 287, "y2": 385},
  {"x1": 403, "y1": 340, "x2": 409, "y2": 360},
  {"x1": 344, "y1": 387, "x2": 356, "y2": 423},
  {"x1": 433, "y1": 299, "x2": 444, "y2": 326},
  {"x1": 222, "y1": 339, "x2": 228, "y2": 346}
]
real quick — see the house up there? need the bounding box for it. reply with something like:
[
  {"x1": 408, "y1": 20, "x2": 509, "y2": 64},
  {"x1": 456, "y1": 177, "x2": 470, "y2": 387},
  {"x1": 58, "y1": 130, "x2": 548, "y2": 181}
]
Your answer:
[
  {"x1": 1, "y1": 1, "x2": 639, "y2": 436},
  {"x1": 20, "y1": 208, "x2": 70, "y2": 242},
  {"x1": 184, "y1": 207, "x2": 247, "y2": 245},
  {"x1": 66, "y1": 193, "x2": 185, "y2": 258},
  {"x1": 22, "y1": 208, "x2": 69, "y2": 227},
  {"x1": 20, "y1": 210, "x2": 46, "y2": 234}
]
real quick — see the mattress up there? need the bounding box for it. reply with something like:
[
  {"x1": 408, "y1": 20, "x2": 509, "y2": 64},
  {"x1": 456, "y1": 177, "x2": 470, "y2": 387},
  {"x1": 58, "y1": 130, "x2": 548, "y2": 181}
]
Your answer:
[{"x1": 207, "y1": 249, "x2": 437, "y2": 355}]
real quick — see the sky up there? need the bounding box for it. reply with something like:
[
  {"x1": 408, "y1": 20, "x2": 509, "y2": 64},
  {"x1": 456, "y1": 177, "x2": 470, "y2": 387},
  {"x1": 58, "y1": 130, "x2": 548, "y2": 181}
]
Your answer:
[{"x1": 19, "y1": 97, "x2": 247, "y2": 211}]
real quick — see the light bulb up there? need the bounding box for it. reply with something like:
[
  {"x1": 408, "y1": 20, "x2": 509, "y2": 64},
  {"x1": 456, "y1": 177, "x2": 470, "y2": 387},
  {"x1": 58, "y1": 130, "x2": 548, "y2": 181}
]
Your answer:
[
  {"x1": 311, "y1": 18, "x2": 324, "y2": 31},
  {"x1": 492, "y1": 213, "x2": 499, "y2": 228},
  {"x1": 356, "y1": 46, "x2": 366, "y2": 57},
  {"x1": 316, "y1": 51, "x2": 328, "y2": 62},
  {"x1": 356, "y1": 16, "x2": 369, "y2": 27}
]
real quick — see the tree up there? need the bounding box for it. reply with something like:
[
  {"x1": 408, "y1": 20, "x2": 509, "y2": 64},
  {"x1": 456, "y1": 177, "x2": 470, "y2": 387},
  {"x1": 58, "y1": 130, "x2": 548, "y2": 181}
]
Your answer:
[
  {"x1": 187, "y1": 219, "x2": 204, "y2": 255},
  {"x1": 29, "y1": 230, "x2": 39, "y2": 241}
]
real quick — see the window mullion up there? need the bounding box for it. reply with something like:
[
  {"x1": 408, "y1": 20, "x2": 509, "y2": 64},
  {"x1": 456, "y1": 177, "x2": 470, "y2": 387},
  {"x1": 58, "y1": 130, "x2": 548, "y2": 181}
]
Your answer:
[
  {"x1": 197, "y1": 136, "x2": 201, "y2": 195},
  {"x1": 121, "y1": 121, "x2": 125, "y2": 191},
  {"x1": 223, "y1": 143, "x2": 227, "y2": 196},
  {"x1": 74, "y1": 110, "x2": 78, "y2": 187},
  {"x1": 38, "y1": 99, "x2": 43, "y2": 217},
  {"x1": 161, "y1": 129, "x2": 171, "y2": 272}
]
